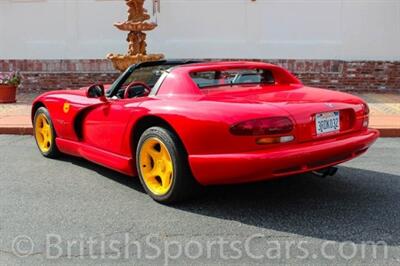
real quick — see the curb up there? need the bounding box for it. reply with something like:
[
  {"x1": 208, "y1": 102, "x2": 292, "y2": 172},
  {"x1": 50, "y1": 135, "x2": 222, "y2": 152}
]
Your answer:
[
  {"x1": 0, "y1": 126, "x2": 33, "y2": 135},
  {"x1": 376, "y1": 128, "x2": 400, "y2": 138},
  {"x1": 0, "y1": 126, "x2": 398, "y2": 137}
]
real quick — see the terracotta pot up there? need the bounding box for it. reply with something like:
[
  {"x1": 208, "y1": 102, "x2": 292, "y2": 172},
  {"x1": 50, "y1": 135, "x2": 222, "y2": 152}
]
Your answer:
[{"x1": 0, "y1": 85, "x2": 17, "y2": 103}]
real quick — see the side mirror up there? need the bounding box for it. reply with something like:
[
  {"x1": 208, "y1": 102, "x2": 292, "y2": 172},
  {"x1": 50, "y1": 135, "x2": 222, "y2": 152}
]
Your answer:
[{"x1": 86, "y1": 84, "x2": 106, "y2": 101}]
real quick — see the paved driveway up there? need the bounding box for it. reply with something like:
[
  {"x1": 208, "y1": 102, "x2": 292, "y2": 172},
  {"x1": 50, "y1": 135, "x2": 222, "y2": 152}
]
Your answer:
[{"x1": 0, "y1": 136, "x2": 399, "y2": 265}]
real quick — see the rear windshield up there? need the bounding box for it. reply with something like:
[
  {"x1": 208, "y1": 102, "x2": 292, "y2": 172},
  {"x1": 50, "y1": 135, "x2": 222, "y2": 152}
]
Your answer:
[{"x1": 190, "y1": 69, "x2": 275, "y2": 88}]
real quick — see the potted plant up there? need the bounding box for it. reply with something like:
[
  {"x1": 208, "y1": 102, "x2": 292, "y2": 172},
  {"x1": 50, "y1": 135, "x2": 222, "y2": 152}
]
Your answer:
[{"x1": 0, "y1": 72, "x2": 21, "y2": 103}]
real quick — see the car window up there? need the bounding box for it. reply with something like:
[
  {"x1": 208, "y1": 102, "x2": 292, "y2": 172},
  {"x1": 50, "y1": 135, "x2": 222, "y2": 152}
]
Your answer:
[
  {"x1": 190, "y1": 69, "x2": 275, "y2": 88},
  {"x1": 122, "y1": 65, "x2": 174, "y2": 88},
  {"x1": 234, "y1": 73, "x2": 262, "y2": 83},
  {"x1": 191, "y1": 71, "x2": 220, "y2": 87}
]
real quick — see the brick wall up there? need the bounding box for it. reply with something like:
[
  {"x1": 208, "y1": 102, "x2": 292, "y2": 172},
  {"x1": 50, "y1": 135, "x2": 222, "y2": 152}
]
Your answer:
[
  {"x1": 0, "y1": 59, "x2": 399, "y2": 93},
  {"x1": 0, "y1": 60, "x2": 119, "y2": 92}
]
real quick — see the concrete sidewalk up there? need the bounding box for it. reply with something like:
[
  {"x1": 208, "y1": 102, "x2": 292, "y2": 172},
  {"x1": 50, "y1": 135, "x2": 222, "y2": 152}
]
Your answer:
[
  {"x1": 0, "y1": 93, "x2": 35, "y2": 135},
  {"x1": 0, "y1": 92, "x2": 399, "y2": 137},
  {"x1": 357, "y1": 93, "x2": 400, "y2": 137}
]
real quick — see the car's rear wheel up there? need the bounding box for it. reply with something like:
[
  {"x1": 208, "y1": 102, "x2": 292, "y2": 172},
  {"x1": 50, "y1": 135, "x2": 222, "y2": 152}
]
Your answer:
[
  {"x1": 33, "y1": 107, "x2": 60, "y2": 158},
  {"x1": 136, "y1": 126, "x2": 200, "y2": 203}
]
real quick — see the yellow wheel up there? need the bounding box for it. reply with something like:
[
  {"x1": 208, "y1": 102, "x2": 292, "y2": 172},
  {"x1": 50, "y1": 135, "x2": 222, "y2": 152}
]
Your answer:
[
  {"x1": 35, "y1": 113, "x2": 52, "y2": 153},
  {"x1": 136, "y1": 127, "x2": 200, "y2": 203},
  {"x1": 139, "y1": 137, "x2": 174, "y2": 196},
  {"x1": 34, "y1": 107, "x2": 59, "y2": 158}
]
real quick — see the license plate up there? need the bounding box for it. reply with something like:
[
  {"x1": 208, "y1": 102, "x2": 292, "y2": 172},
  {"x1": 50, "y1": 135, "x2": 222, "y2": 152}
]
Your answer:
[{"x1": 316, "y1": 111, "x2": 340, "y2": 135}]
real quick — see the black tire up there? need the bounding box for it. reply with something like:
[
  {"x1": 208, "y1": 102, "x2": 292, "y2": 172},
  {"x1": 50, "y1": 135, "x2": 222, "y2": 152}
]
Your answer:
[
  {"x1": 136, "y1": 126, "x2": 201, "y2": 203},
  {"x1": 33, "y1": 107, "x2": 60, "y2": 158}
]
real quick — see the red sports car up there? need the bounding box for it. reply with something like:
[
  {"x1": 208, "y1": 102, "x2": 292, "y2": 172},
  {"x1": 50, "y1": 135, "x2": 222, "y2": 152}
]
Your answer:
[{"x1": 32, "y1": 60, "x2": 379, "y2": 203}]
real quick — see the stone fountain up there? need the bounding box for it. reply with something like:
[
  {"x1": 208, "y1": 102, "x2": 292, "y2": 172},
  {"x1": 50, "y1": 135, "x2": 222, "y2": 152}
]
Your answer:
[{"x1": 107, "y1": 0, "x2": 164, "y2": 72}]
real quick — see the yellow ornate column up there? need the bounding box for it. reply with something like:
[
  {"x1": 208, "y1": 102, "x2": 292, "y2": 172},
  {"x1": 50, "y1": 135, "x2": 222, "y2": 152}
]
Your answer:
[{"x1": 107, "y1": 0, "x2": 164, "y2": 72}]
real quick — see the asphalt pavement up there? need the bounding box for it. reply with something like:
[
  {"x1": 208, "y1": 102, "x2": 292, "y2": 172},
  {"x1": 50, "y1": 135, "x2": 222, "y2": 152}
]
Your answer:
[{"x1": 0, "y1": 136, "x2": 399, "y2": 265}]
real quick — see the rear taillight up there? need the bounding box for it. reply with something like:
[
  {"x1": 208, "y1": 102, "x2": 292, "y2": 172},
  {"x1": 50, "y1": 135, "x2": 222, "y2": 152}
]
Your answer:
[
  {"x1": 363, "y1": 117, "x2": 369, "y2": 128},
  {"x1": 230, "y1": 117, "x2": 293, "y2": 136},
  {"x1": 362, "y1": 103, "x2": 370, "y2": 128},
  {"x1": 363, "y1": 103, "x2": 370, "y2": 115}
]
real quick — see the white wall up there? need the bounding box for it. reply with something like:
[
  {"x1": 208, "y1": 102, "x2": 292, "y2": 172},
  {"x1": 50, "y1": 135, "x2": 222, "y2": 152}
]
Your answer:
[{"x1": 0, "y1": 0, "x2": 399, "y2": 60}]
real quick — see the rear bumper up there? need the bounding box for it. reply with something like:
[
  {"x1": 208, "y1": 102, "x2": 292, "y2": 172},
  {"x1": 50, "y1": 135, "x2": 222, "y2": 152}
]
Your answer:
[{"x1": 189, "y1": 129, "x2": 379, "y2": 185}]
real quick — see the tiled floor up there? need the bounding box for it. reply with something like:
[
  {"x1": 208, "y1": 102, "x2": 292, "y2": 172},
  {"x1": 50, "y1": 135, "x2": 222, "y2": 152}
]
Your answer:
[{"x1": 357, "y1": 93, "x2": 400, "y2": 115}]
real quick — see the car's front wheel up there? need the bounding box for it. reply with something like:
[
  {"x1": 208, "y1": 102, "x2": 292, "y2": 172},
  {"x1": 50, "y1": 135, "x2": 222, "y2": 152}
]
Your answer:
[
  {"x1": 136, "y1": 126, "x2": 200, "y2": 203},
  {"x1": 33, "y1": 107, "x2": 60, "y2": 158}
]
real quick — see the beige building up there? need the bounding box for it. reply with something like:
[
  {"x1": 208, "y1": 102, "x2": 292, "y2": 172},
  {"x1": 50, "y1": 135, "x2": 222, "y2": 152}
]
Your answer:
[
  {"x1": 0, "y1": 0, "x2": 399, "y2": 93},
  {"x1": 0, "y1": 0, "x2": 399, "y2": 60}
]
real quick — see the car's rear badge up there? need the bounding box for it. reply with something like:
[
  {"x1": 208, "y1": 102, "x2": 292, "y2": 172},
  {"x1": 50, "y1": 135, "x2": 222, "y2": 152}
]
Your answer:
[
  {"x1": 325, "y1": 103, "x2": 335, "y2": 108},
  {"x1": 63, "y1": 103, "x2": 70, "y2": 113}
]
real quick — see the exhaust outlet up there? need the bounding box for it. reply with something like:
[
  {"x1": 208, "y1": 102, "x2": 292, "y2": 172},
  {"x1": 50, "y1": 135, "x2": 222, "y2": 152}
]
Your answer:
[{"x1": 312, "y1": 167, "x2": 338, "y2": 178}]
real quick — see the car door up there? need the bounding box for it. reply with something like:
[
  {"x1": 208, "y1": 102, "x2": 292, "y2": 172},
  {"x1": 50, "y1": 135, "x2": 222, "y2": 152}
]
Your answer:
[{"x1": 82, "y1": 97, "x2": 146, "y2": 156}]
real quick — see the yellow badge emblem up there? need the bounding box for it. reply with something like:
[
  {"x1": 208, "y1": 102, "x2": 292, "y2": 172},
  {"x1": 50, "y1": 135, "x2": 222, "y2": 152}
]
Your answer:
[{"x1": 63, "y1": 103, "x2": 70, "y2": 114}]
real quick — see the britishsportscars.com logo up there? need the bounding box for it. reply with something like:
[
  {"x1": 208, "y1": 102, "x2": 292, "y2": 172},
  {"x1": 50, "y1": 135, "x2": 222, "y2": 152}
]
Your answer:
[{"x1": 11, "y1": 233, "x2": 389, "y2": 264}]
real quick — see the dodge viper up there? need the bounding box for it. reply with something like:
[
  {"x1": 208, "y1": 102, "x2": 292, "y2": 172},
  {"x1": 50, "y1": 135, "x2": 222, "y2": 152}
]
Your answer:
[{"x1": 32, "y1": 60, "x2": 379, "y2": 203}]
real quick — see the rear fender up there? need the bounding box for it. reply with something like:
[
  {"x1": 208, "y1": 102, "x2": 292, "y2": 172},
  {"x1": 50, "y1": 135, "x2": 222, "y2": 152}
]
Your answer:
[{"x1": 136, "y1": 100, "x2": 293, "y2": 155}]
